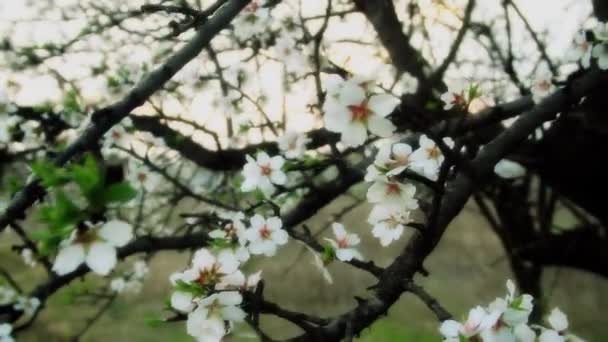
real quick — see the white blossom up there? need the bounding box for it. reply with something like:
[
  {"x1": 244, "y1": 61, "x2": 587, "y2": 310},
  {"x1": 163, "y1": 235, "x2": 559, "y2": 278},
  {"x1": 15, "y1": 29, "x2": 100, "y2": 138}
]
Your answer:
[
  {"x1": 368, "y1": 205, "x2": 411, "y2": 246},
  {"x1": 0, "y1": 323, "x2": 13, "y2": 342},
  {"x1": 367, "y1": 178, "x2": 418, "y2": 211},
  {"x1": 366, "y1": 142, "x2": 414, "y2": 181},
  {"x1": 233, "y1": 1, "x2": 271, "y2": 42},
  {"x1": 273, "y1": 36, "x2": 308, "y2": 74},
  {"x1": 277, "y1": 130, "x2": 311, "y2": 159},
  {"x1": 568, "y1": 31, "x2": 592, "y2": 67},
  {"x1": 494, "y1": 159, "x2": 526, "y2": 179},
  {"x1": 410, "y1": 135, "x2": 455, "y2": 181},
  {"x1": 531, "y1": 66, "x2": 555, "y2": 103},
  {"x1": 241, "y1": 152, "x2": 287, "y2": 196},
  {"x1": 52, "y1": 220, "x2": 133, "y2": 276},
  {"x1": 440, "y1": 83, "x2": 467, "y2": 110},
  {"x1": 244, "y1": 215, "x2": 288, "y2": 257},
  {"x1": 324, "y1": 223, "x2": 363, "y2": 261},
  {"x1": 323, "y1": 79, "x2": 399, "y2": 147},
  {"x1": 186, "y1": 291, "x2": 246, "y2": 342}
]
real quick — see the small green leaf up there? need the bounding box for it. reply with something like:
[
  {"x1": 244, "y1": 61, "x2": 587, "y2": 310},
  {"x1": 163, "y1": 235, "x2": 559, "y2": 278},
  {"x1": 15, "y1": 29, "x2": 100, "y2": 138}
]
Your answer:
[
  {"x1": 69, "y1": 154, "x2": 102, "y2": 198},
  {"x1": 144, "y1": 317, "x2": 165, "y2": 327},
  {"x1": 31, "y1": 160, "x2": 69, "y2": 188},
  {"x1": 102, "y1": 182, "x2": 138, "y2": 204},
  {"x1": 174, "y1": 280, "x2": 206, "y2": 297}
]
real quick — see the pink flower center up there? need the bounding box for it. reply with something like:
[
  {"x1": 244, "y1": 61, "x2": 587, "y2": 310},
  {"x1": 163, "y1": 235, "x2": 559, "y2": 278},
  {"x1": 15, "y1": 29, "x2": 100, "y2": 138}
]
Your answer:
[
  {"x1": 259, "y1": 225, "x2": 271, "y2": 239},
  {"x1": 427, "y1": 146, "x2": 441, "y2": 160},
  {"x1": 538, "y1": 80, "x2": 552, "y2": 91},
  {"x1": 349, "y1": 103, "x2": 370, "y2": 121},
  {"x1": 197, "y1": 264, "x2": 221, "y2": 286},
  {"x1": 337, "y1": 238, "x2": 349, "y2": 249},
  {"x1": 260, "y1": 164, "x2": 272, "y2": 176},
  {"x1": 386, "y1": 183, "x2": 400, "y2": 194}
]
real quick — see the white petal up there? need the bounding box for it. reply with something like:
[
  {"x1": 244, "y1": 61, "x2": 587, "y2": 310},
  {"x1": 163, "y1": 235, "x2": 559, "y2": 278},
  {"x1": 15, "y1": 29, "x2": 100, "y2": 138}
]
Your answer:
[
  {"x1": 86, "y1": 242, "x2": 117, "y2": 276},
  {"x1": 221, "y1": 306, "x2": 247, "y2": 322},
  {"x1": 368, "y1": 94, "x2": 399, "y2": 117},
  {"x1": 367, "y1": 115, "x2": 396, "y2": 138},
  {"x1": 271, "y1": 229, "x2": 288, "y2": 245},
  {"x1": 270, "y1": 170, "x2": 287, "y2": 185},
  {"x1": 439, "y1": 320, "x2": 462, "y2": 338},
  {"x1": 338, "y1": 81, "x2": 366, "y2": 106},
  {"x1": 547, "y1": 308, "x2": 568, "y2": 332},
  {"x1": 341, "y1": 121, "x2": 367, "y2": 147},
  {"x1": 53, "y1": 244, "x2": 86, "y2": 275},
  {"x1": 324, "y1": 103, "x2": 350, "y2": 133},
  {"x1": 270, "y1": 156, "x2": 285, "y2": 169},
  {"x1": 249, "y1": 214, "x2": 265, "y2": 230},
  {"x1": 171, "y1": 291, "x2": 195, "y2": 313},
  {"x1": 266, "y1": 216, "x2": 282, "y2": 231},
  {"x1": 98, "y1": 220, "x2": 133, "y2": 247}
]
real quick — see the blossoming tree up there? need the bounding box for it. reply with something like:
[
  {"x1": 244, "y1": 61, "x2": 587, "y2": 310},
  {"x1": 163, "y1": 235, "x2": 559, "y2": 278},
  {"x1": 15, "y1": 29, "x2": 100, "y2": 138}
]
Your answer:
[{"x1": 0, "y1": 0, "x2": 606, "y2": 341}]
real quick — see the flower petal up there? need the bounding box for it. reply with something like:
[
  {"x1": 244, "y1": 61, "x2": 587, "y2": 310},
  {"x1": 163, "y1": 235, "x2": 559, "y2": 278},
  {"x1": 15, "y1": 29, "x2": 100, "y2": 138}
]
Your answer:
[
  {"x1": 86, "y1": 242, "x2": 117, "y2": 276},
  {"x1": 368, "y1": 94, "x2": 399, "y2": 117},
  {"x1": 98, "y1": 220, "x2": 133, "y2": 247},
  {"x1": 53, "y1": 244, "x2": 85, "y2": 275}
]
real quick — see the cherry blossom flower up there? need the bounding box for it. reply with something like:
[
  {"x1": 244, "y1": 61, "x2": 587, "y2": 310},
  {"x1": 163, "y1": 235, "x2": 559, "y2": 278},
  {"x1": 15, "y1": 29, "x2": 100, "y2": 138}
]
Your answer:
[
  {"x1": 365, "y1": 142, "x2": 414, "y2": 181},
  {"x1": 277, "y1": 130, "x2": 311, "y2": 158},
  {"x1": 52, "y1": 220, "x2": 133, "y2": 276},
  {"x1": 538, "y1": 308, "x2": 585, "y2": 342},
  {"x1": 324, "y1": 223, "x2": 363, "y2": 262},
  {"x1": 410, "y1": 135, "x2": 455, "y2": 181},
  {"x1": 323, "y1": 79, "x2": 399, "y2": 147},
  {"x1": 367, "y1": 178, "x2": 418, "y2": 211},
  {"x1": 531, "y1": 66, "x2": 555, "y2": 103},
  {"x1": 494, "y1": 159, "x2": 526, "y2": 179},
  {"x1": 368, "y1": 205, "x2": 412, "y2": 246},
  {"x1": 233, "y1": 0, "x2": 270, "y2": 42},
  {"x1": 439, "y1": 306, "x2": 496, "y2": 341},
  {"x1": 210, "y1": 212, "x2": 250, "y2": 262},
  {"x1": 21, "y1": 248, "x2": 37, "y2": 267},
  {"x1": 126, "y1": 160, "x2": 161, "y2": 192},
  {"x1": 273, "y1": 36, "x2": 308, "y2": 74},
  {"x1": 568, "y1": 31, "x2": 592, "y2": 68},
  {"x1": 186, "y1": 291, "x2": 246, "y2": 342},
  {"x1": 169, "y1": 249, "x2": 240, "y2": 313},
  {"x1": 594, "y1": 22, "x2": 608, "y2": 42},
  {"x1": 0, "y1": 323, "x2": 13, "y2": 342},
  {"x1": 241, "y1": 152, "x2": 287, "y2": 196},
  {"x1": 440, "y1": 83, "x2": 467, "y2": 110},
  {"x1": 244, "y1": 215, "x2": 288, "y2": 257}
]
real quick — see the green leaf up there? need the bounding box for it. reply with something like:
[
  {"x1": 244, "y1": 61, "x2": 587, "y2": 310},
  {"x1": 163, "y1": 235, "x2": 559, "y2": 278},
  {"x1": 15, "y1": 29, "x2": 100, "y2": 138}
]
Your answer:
[
  {"x1": 31, "y1": 159, "x2": 69, "y2": 188},
  {"x1": 174, "y1": 280, "x2": 206, "y2": 297},
  {"x1": 62, "y1": 89, "x2": 80, "y2": 114},
  {"x1": 102, "y1": 182, "x2": 138, "y2": 204},
  {"x1": 144, "y1": 317, "x2": 165, "y2": 328},
  {"x1": 38, "y1": 191, "x2": 82, "y2": 231},
  {"x1": 69, "y1": 154, "x2": 102, "y2": 198}
]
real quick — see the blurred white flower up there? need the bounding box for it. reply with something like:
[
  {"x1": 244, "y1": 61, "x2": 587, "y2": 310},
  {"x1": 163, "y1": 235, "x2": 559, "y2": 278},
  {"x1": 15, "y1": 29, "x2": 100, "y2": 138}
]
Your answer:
[
  {"x1": 241, "y1": 152, "x2": 286, "y2": 196},
  {"x1": 323, "y1": 79, "x2": 398, "y2": 147},
  {"x1": 277, "y1": 130, "x2": 311, "y2": 159},
  {"x1": 494, "y1": 159, "x2": 526, "y2": 179},
  {"x1": 367, "y1": 178, "x2": 418, "y2": 211},
  {"x1": 53, "y1": 220, "x2": 133, "y2": 276},
  {"x1": 324, "y1": 223, "x2": 363, "y2": 262},
  {"x1": 186, "y1": 291, "x2": 246, "y2": 342},
  {"x1": 368, "y1": 205, "x2": 411, "y2": 246}
]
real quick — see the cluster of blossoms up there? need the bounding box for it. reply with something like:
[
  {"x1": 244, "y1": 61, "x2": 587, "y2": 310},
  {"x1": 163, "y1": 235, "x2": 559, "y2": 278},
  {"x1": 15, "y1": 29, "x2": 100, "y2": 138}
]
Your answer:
[
  {"x1": 439, "y1": 280, "x2": 585, "y2": 342},
  {"x1": 232, "y1": 0, "x2": 270, "y2": 42},
  {"x1": 532, "y1": 21, "x2": 608, "y2": 103},
  {"x1": 110, "y1": 260, "x2": 149, "y2": 294},
  {"x1": 52, "y1": 220, "x2": 134, "y2": 276},
  {"x1": 169, "y1": 212, "x2": 288, "y2": 341},
  {"x1": 364, "y1": 135, "x2": 453, "y2": 246}
]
